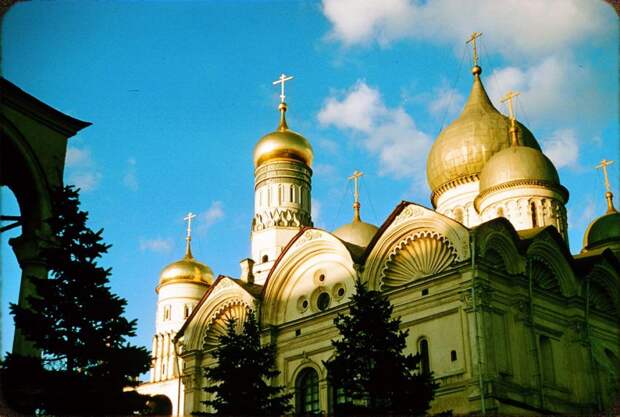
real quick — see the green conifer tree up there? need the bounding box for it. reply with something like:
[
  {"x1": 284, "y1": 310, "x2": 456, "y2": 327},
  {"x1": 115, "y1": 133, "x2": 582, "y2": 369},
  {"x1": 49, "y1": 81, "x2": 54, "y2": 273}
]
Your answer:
[
  {"x1": 2, "y1": 185, "x2": 150, "y2": 415},
  {"x1": 325, "y1": 279, "x2": 438, "y2": 416},
  {"x1": 203, "y1": 311, "x2": 292, "y2": 416}
]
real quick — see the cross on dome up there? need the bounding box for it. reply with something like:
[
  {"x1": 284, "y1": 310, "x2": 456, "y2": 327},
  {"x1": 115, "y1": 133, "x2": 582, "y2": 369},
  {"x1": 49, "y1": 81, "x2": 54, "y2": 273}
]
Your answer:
[
  {"x1": 184, "y1": 211, "x2": 197, "y2": 257},
  {"x1": 501, "y1": 90, "x2": 520, "y2": 146},
  {"x1": 273, "y1": 73, "x2": 294, "y2": 104},
  {"x1": 348, "y1": 170, "x2": 364, "y2": 221},
  {"x1": 596, "y1": 159, "x2": 616, "y2": 213},
  {"x1": 466, "y1": 32, "x2": 483, "y2": 71}
]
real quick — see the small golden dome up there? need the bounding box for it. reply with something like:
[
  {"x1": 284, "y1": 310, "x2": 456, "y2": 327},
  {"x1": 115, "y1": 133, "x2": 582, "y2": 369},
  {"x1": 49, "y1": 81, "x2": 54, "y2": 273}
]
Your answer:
[
  {"x1": 333, "y1": 219, "x2": 379, "y2": 248},
  {"x1": 253, "y1": 103, "x2": 313, "y2": 168},
  {"x1": 158, "y1": 247, "x2": 214, "y2": 292},
  {"x1": 583, "y1": 211, "x2": 620, "y2": 252},
  {"x1": 582, "y1": 192, "x2": 620, "y2": 252},
  {"x1": 426, "y1": 70, "x2": 540, "y2": 201},
  {"x1": 478, "y1": 146, "x2": 562, "y2": 194}
]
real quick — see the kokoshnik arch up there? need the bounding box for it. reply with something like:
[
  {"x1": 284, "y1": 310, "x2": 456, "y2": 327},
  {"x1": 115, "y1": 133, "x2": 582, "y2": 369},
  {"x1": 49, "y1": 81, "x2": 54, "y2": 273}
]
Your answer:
[{"x1": 136, "y1": 35, "x2": 620, "y2": 417}]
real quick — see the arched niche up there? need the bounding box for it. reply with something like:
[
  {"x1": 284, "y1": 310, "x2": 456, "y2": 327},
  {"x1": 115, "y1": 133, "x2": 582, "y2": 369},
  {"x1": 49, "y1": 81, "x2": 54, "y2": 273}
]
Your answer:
[
  {"x1": 586, "y1": 262, "x2": 620, "y2": 316},
  {"x1": 363, "y1": 203, "x2": 470, "y2": 290},
  {"x1": 261, "y1": 229, "x2": 356, "y2": 326},
  {"x1": 474, "y1": 218, "x2": 524, "y2": 275},
  {"x1": 525, "y1": 232, "x2": 578, "y2": 297},
  {"x1": 183, "y1": 278, "x2": 256, "y2": 352}
]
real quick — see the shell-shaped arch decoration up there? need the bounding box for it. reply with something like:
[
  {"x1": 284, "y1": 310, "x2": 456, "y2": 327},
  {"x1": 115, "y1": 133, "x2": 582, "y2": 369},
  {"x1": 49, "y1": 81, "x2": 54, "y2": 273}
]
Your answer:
[
  {"x1": 203, "y1": 300, "x2": 252, "y2": 350},
  {"x1": 381, "y1": 231, "x2": 457, "y2": 289}
]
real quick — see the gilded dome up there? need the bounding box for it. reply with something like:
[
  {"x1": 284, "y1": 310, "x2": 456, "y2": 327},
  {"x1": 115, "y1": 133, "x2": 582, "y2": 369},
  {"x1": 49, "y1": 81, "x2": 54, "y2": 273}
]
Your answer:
[
  {"x1": 478, "y1": 146, "x2": 563, "y2": 195},
  {"x1": 158, "y1": 254, "x2": 214, "y2": 291},
  {"x1": 333, "y1": 219, "x2": 379, "y2": 248},
  {"x1": 582, "y1": 193, "x2": 620, "y2": 252},
  {"x1": 426, "y1": 68, "x2": 541, "y2": 202},
  {"x1": 253, "y1": 104, "x2": 313, "y2": 168}
]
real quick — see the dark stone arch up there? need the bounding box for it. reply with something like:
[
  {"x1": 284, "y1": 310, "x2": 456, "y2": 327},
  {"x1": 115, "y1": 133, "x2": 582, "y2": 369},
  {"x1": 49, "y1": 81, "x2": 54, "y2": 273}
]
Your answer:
[{"x1": 145, "y1": 394, "x2": 173, "y2": 416}]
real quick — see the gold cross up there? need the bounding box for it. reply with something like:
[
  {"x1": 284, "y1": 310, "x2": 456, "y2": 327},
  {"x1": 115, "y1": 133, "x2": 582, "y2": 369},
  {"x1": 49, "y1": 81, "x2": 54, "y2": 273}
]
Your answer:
[
  {"x1": 273, "y1": 73, "x2": 294, "y2": 104},
  {"x1": 184, "y1": 212, "x2": 196, "y2": 240},
  {"x1": 466, "y1": 32, "x2": 483, "y2": 67},
  {"x1": 501, "y1": 90, "x2": 520, "y2": 122},
  {"x1": 596, "y1": 159, "x2": 615, "y2": 193},
  {"x1": 348, "y1": 170, "x2": 363, "y2": 205}
]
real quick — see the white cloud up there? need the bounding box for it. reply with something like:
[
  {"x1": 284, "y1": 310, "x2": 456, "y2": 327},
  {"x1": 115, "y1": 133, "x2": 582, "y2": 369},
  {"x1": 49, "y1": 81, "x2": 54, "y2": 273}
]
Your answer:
[
  {"x1": 322, "y1": 0, "x2": 610, "y2": 58},
  {"x1": 65, "y1": 146, "x2": 102, "y2": 192},
  {"x1": 123, "y1": 158, "x2": 138, "y2": 191},
  {"x1": 318, "y1": 81, "x2": 432, "y2": 182},
  {"x1": 428, "y1": 86, "x2": 464, "y2": 118},
  {"x1": 542, "y1": 129, "x2": 580, "y2": 169},
  {"x1": 197, "y1": 201, "x2": 225, "y2": 234},
  {"x1": 139, "y1": 238, "x2": 173, "y2": 253}
]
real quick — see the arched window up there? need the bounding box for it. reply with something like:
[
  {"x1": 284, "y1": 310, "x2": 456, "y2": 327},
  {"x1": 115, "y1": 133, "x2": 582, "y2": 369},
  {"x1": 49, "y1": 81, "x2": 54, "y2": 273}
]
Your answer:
[
  {"x1": 183, "y1": 304, "x2": 190, "y2": 319},
  {"x1": 262, "y1": 254, "x2": 269, "y2": 263},
  {"x1": 296, "y1": 368, "x2": 320, "y2": 415},
  {"x1": 163, "y1": 305, "x2": 171, "y2": 321},
  {"x1": 290, "y1": 185, "x2": 295, "y2": 203},
  {"x1": 418, "y1": 338, "x2": 430, "y2": 375},
  {"x1": 531, "y1": 201, "x2": 538, "y2": 227},
  {"x1": 451, "y1": 350, "x2": 457, "y2": 362},
  {"x1": 540, "y1": 336, "x2": 554, "y2": 384}
]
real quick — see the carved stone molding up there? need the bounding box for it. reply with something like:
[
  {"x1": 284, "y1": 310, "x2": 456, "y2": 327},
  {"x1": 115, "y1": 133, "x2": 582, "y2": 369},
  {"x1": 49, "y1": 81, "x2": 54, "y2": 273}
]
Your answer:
[
  {"x1": 381, "y1": 231, "x2": 457, "y2": 289},
  {"x1": 252, "y1": 208, "x2": 311, "y2": 231},
  {"x1": 203, "y1": 301, "x2": 252, "y2": 350},
  {"x1": 392, "y1": 205, "x2": 427, "y2": 226}
]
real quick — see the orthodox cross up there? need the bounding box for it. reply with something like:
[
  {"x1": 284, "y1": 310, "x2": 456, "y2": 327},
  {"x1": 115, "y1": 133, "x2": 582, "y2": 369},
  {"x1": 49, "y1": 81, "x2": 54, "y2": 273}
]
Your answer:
[
  {"x1": 501, "y1": 90, "x2": 520, "y2": 146},
  {"x1": 466, "y1": 32, "x2": 483, "y2": 67},
  {"x1": 348, "y1": 170, "x2": 363, "y2": 221},
  {"x1": 184, "y1": 212, "x2": 196, "y2": 256},
  {"x1": 273, "y1": 73, "x2": 294, "y2": 104},
  {"x1": 596, "y1": 159, "x2": 614, "y2": 193}
]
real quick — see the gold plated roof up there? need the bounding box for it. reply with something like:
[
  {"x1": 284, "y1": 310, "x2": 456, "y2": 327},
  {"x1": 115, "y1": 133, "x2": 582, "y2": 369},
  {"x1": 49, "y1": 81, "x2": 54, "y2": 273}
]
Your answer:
[
  {"x1": 333, "y1": 219, "x2": 379, "y2": 248},
  {"x1": 583, "y1": 210, "x2": 620, "y2": 251},
  {"x1": 253, "y1": 103, "x2": 313, "y2": 168},
  {"x1": 478, "y1": 146, "x2": 561, "y2": 193},
  {"x1": 158, "y1": 254, "x2": 214, "y2": 291},
  {"x1": 426, "y1": 69, "x2": 541, "y2": 196}
]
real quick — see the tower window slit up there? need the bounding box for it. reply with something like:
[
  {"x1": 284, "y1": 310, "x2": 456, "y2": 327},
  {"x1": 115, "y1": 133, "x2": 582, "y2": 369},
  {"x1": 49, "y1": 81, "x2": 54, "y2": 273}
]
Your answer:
[{"x1": 531, "y1": 202, "x2": 538, "y2": 227}]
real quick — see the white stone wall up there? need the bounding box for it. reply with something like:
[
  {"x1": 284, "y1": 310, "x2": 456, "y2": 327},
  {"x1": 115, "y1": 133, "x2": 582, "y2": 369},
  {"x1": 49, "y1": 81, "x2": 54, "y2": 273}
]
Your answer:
[{"x1": 435, "y1": 181, "x2": 482, "y2": 228}]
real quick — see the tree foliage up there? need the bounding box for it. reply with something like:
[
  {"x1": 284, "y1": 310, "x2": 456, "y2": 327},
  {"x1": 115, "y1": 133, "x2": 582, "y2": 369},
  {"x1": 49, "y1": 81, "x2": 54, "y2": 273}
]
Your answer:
[
  {"x1": 325, "y1": 279, "x2": 438, "y2": 416},
  {"x1": 2, "y1": 185, "x2": 150, "y2": 415},
  {"x1": 203, "y1": 311, "x2": 292, "y2": 416}
]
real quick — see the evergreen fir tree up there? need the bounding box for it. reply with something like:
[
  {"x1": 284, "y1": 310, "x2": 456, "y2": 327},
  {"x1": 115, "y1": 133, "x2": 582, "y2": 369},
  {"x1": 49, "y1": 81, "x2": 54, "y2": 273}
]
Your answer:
[
  {"x1": 203, "y1": 311, "x2": 292, "y2": 416},
  {"x1": 325, "y1": 279, "x2": 438, "y2": 416},
  {"x1": 2, "y1": 185, "x2": 150, "y2": 415}
]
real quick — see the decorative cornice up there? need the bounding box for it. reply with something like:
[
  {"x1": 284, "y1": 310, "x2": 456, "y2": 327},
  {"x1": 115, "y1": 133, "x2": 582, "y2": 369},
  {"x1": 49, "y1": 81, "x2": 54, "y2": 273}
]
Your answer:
[
  {"x1": 475, "y1": 179, "x2": 569, "y2": 211},
  {"x1": 430, "y1": 174, "x2": 479, "y2": 208}
]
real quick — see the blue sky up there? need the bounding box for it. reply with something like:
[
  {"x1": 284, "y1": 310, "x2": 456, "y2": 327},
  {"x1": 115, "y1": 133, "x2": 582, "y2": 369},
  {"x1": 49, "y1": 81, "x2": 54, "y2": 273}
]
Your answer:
[{"x1": 2, "y1": 0, "x2": 618, "y2": 358}]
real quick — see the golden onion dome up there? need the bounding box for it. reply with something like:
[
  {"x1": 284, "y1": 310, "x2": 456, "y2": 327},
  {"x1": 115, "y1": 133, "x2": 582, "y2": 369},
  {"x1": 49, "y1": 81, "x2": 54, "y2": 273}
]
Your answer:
[
  {"x1": 253, "y1": 103, "x2": 313, "y2": 168},
  {"x1": 477, "y1": 146, "x2": 565, "y2": 197},
  {"x1": 426, "y1": 66, "x2": 541, "y2": 203},
  {"x1": 333, "y1": 219, "x2": 379, "y2": 248},
  {"x1": 582, "y1": 192, "x2": 620, "y2": 252},
  {"x1": 157, "y1": 242, "x2": 214, "y2": 292}
]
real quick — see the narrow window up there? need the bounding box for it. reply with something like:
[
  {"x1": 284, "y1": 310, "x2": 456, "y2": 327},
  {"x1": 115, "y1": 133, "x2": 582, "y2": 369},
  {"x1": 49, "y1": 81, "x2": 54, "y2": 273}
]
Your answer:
[
  {"x1": 540, "y1": 336, "x2": 554, "y2": 384},
  {"x1": 163, "y1": 306, "x2": 171, "y2": 321},
  {"x1": 295, "y1": 329, "x2": 301, "y2": 337},
  {"x1": 296, "y1": 368, "x2": 320, "y2": 414},
  {"x1": 262, "y1": 254, "x2": 269, "y2": 263},
  {"x1": 531, "y1": 202, "x2": 538, "y2": 227},
  {"x1": 183, "y1": 304, "x2": 190, "y2": 319},
  {"x1": 451, "y1": 350, "x2": 457, "y2": 362},
  {"x1": 421, "y1": 288, "x2": 429, "y2": 296},
  {"x1": 419, "y1": 338, "x2": 430, "y2": 374},
  {"x1": 290, "y1": 185, "x2": 294, "y2": 203}
]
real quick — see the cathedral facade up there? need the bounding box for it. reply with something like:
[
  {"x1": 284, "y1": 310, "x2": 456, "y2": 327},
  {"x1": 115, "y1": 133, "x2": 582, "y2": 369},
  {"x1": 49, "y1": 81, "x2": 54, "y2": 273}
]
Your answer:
[{"x1": 136, "y1": 62, "x2": 620, "y2": 416}]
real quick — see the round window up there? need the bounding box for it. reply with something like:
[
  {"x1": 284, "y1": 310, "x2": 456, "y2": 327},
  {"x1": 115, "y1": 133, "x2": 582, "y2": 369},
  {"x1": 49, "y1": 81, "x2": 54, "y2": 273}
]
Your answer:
[
  {"x1": 337, "y1": 287, "x2": 345, "y2": 297},
  {"x1": 317, "y1": 292, "x2": 331, "y2": 311}
]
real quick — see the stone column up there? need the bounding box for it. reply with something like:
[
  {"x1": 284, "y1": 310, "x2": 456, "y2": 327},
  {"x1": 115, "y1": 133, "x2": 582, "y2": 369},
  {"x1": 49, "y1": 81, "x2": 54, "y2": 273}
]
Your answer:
[{"x1": 9, "y1": 233, "x2": 49, "y2": 356}]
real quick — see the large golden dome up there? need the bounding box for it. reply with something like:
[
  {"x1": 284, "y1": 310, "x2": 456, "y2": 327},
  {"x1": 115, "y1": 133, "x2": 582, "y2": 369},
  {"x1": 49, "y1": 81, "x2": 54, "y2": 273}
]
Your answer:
[
  {"x1": 253, "y1": 103, "x2": 313, "y2": 168},
  {"x1": 158, "y1": 252, "x2": 214, "y2": 292},
  {"x1": 333, "y1": 219, "x2": 379, "y2": 248},
  {"x1": 426, "y1": 67, "x2": 541, "y2": 203}
]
